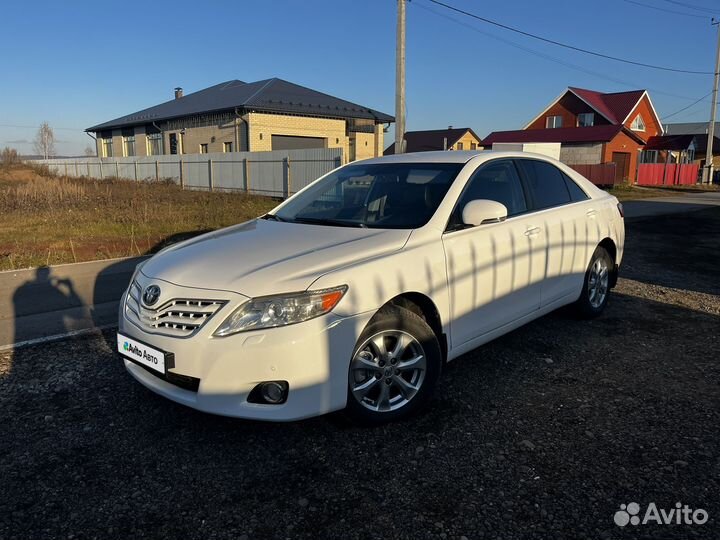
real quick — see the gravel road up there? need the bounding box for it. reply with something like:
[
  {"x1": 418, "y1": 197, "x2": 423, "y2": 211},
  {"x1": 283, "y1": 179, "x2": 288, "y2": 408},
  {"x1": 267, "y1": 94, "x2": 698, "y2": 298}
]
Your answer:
[{"x1": 1, "y1": 209, "x2": 719, "y2": 540}]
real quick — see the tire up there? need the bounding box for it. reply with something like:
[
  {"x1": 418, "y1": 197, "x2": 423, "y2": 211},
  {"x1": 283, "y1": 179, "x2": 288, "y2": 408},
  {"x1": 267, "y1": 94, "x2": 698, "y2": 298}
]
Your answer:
[
  {"x1": 345, "y1": 306, "x2": 442, "y2": 425},
  {"x1": 573, "y1": 246, "x2": 613, "y2": 319}
]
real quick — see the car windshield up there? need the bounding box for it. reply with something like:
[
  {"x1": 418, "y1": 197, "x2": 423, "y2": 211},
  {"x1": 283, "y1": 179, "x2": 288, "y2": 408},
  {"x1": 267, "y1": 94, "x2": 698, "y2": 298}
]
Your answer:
[{"x1": 273, "y1": 162, "x2": 464, "y2": 229}]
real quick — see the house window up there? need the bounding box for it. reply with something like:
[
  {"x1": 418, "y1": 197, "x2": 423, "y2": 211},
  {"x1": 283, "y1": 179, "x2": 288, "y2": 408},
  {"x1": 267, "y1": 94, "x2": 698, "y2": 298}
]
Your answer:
[
  {"x1": 199, "y1": 143, "x2": 208, "y2": 154},
  {"x1": 456, "y1": 142, "x2": 464, "y2": 150},
  {"x1": 146, "y1": 132, "x2": 163, "y2": 155},
  {"x1": 223, "y1": 141, "x2": 232, "y2": 153},
  {"x1": 123, "y1": 135, "x2": 135, "y2": 157},
  {"x1": 470, "y1": 142, "x2": 477, "y2": 150},
  {"x1": 101, "y1": 137, "x2": 113, "y2": 158},
  {"x1": 687, "y1": 148, "x2": 695, "y2": 162},
  {"x1": 546, "y1": 115, "x2": 563, "y2": 128},
  {"x1": 640, "y1": 150, "x2": 658, "y2": 164},
  {"x1": 631, "y1": 115, "x2": 646, "y2": 131},
  {"x1": 577, "y1": 113, "x2": 594, "y2": 127}
]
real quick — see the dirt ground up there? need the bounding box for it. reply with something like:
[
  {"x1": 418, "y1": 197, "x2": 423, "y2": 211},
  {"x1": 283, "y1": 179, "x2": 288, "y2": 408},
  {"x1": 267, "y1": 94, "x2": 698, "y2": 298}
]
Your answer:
[{"x1": 0, "y1": 208, "x2": 718, "y2": 539}]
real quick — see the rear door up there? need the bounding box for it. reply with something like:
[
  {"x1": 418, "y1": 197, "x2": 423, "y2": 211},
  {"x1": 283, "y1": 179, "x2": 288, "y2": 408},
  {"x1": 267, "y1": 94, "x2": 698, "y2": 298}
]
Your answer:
[
  {"x1": 442, "y1": 159, "x2": 545, "y2": 347},
  {"x1": 515, "y1": 158, "x2": 595, "y2": 307}
]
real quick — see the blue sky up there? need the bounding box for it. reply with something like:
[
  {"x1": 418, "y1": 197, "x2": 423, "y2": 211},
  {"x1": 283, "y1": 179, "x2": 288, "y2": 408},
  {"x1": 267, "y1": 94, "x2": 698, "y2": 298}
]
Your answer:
[{"x1": 1, "y1": 0, "x2": 718, "y2": 155}]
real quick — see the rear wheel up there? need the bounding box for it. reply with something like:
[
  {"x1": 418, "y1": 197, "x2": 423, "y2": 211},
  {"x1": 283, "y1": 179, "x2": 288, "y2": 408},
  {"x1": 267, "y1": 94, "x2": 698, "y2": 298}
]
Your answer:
[
  {"x1": 345, "y1": 307, "x2": 441, "y2": 424},
  {"x1": 574, "y1": 246, "x2": 613, "y2": 318}
]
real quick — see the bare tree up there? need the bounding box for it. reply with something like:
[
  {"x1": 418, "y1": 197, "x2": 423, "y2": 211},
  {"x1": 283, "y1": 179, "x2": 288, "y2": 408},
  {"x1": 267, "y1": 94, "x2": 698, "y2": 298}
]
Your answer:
[
  {"x1": 1, "y1": 146, "x2": 19, "y2": 167},
  {"x1": 33, "y1": 122, "x2": 55, "y2": 160},
  {"x1": 84, "y1": 145, "x2": 96, "y2": 157}
]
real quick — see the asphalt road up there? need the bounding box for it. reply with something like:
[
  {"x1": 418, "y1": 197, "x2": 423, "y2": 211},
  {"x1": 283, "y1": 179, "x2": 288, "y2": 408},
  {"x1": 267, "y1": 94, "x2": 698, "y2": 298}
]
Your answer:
[
  {"x1": 0, "y1": 257, "x2": 146, "y2": 348},
  {"x1": 0, "y1": 205, "x2": 719, "y2": 539},
  {"x1": 622, "y1": 190, "x2": 720, "y2": 218}
]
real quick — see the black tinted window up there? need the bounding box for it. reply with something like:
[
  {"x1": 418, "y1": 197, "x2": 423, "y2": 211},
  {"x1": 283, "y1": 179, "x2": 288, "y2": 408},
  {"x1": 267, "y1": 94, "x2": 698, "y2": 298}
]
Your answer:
[
  {"x1": 275, "y1": 163, "x2": 463, "y2": 229},
  {"x1": 450, "y1": 160, "x2": 527, "y2": 228},
  {"x1": 517, "y1": 159, "x2": 571, "y2": 210},
  {"x1": 563, "y1": 172, "x2": 589, "y2": 202}
]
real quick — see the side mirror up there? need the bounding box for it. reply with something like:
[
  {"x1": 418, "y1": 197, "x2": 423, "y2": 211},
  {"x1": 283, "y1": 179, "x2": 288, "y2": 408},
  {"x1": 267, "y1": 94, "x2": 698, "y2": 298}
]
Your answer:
[{"x1": 462, "y1": 199, "x2": 508, "y2": 227}]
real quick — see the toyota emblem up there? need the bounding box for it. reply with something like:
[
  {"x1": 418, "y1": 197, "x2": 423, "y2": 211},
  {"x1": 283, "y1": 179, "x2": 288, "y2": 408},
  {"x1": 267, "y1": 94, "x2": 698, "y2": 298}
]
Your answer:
[{"x1": 142, "y1": 285, "x2": 161, "y2": 306}]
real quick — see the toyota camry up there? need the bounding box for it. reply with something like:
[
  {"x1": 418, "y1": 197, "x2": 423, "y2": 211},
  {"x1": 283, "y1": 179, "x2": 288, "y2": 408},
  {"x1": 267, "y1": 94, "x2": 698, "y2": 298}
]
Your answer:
[{"x1": 117, "y1": 151, "x2": 624, "y2": 423}]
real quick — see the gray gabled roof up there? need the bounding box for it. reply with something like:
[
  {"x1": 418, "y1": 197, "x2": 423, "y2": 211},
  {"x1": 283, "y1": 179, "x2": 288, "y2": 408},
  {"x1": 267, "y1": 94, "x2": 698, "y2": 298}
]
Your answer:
[
  {"x1": 663, "y1": 122, "x2": 710, "y2": 136},
  {"x1": 87, "y1": 78, "x2": 394, "y2": 132}
]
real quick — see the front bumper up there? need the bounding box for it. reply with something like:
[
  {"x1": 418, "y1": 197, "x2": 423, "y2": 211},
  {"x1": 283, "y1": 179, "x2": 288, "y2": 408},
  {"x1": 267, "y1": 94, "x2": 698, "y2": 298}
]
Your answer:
[{"x1": 118, "y1": 287, "x2": 373, "y2": 421}]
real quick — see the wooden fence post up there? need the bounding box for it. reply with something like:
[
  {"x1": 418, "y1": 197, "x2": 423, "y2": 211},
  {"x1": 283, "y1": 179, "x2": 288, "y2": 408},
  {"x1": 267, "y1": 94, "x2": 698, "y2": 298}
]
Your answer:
[
  {"x1": 179, "y1": 158, "x2": 184, "y2": 189},
  {"x1": 245, "y1": 159, "x2": 251, "y2": 193},
  {"x1": 134, "y1": 160, "x2": 138, "y2": 181},
  {"x1": 208, "y1": 159, "x2": 214, "y2": 191},
  {"x1": 99, "y1": 160, "x2": 104, "y2": 180},
  {"x1": 155, "y1": 160, "x2": 160, "y2": 181}
]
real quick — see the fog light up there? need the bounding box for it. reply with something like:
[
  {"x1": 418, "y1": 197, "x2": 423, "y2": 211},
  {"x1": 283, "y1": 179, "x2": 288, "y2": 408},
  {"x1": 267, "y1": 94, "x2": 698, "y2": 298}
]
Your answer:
[
  {"x1": 261, "y1": 382, "x2": 286, "y2": 403},
  {"x1": 248, "y1": 381, "x2": 289, "y2": 404}
]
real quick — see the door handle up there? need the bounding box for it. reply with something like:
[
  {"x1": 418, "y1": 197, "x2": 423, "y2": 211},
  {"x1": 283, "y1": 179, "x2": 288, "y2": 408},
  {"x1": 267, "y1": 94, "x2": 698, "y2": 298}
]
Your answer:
[
  {"x1": 586, "y1": 209, "x2": 598, "y2": 218},
  {"x1": 524, "y1": 226, "x2": 541, "y2": 238}
]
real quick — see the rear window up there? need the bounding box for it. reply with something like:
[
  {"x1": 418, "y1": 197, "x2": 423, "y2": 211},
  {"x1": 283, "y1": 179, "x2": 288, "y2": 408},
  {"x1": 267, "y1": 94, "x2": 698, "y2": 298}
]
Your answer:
[
  {"x1": 563, "y1": 172, "x2": 590, "y2": 202},
  {"x1": 516, "y1": 159, "x2": 571, "y2": 210}
]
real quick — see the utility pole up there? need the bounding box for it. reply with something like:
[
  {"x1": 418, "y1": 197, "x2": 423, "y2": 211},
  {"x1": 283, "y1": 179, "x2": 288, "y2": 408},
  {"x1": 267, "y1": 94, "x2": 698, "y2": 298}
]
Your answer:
[
  {"x1": 395, "y1": 0, "x2": 406, "y2": 154},
  {"x1": 702, "y1": 18, "x2": 720, "y2": 184}
]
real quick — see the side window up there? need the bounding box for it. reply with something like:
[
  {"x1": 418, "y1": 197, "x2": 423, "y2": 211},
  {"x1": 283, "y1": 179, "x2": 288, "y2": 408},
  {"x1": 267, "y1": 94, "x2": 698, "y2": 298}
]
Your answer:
[
  {"x1": 449, "y1": 160, "x2": 527, "y2": 228},
  {"x1": 516, "y1": 159, "x2": 571, "y2": 210},
  {"x1": 562, "y1": 172, "x2": 589, "y2": 202}
]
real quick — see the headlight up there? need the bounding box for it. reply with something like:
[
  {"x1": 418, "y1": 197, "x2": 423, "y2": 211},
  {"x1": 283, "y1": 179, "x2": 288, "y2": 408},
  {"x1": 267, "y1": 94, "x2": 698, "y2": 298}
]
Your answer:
[{"x1": 213, "y1": 285, "x2": 348, "y2": 336}]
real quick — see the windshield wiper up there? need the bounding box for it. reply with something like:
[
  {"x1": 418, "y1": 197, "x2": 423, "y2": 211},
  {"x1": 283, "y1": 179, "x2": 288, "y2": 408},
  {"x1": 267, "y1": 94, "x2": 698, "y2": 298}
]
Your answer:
[
  {"x1": 261, "y1": 213, "x2": 288, "y2": 222},
  {"x1": 293, "y1": 216, "x2": 367, "y2": 228}
]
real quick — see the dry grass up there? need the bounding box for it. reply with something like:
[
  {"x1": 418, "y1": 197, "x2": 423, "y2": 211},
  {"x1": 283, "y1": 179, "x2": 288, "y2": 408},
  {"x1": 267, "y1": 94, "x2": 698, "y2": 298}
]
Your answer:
[{"x1": 0, "y1": 166, "x2": 277, "y2": 270}]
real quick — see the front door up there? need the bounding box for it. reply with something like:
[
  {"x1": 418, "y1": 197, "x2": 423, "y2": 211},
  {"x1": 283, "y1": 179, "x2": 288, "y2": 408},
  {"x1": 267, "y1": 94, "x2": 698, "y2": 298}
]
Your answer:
[
  {"x1": 442, "y1": 159, "x2": 544, "y2": 347},
  {"x1": 611, "y1": 152, "x2": 631, "y2": 183}
]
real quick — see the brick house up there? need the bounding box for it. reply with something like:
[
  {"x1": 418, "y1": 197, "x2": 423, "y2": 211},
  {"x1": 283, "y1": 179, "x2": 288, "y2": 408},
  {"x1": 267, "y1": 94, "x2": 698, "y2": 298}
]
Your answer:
[
  {"x1": 482, "y1": 87, "x2": 663, "y2": 183},
  {"x1": 86, "y1": 79, "x2": 394, "y2": 162},
  {"x1": 384, "y1": 127, "x2": 482, "y2": 154}
]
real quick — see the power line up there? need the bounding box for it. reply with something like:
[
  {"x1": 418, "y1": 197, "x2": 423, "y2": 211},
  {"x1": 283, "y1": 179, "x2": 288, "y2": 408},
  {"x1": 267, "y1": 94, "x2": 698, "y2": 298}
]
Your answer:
[
  {"x1": 661, "y1": 91, "x2": 714, "y2": 120},
  {"x1": 0, "y1": 123, "x2": 86, "y2": 132},
  {"x1": 622, "y1": 0, "x2": 710, "y2": 19},
  {"x1": 426, "y1": 0, "x2": 713, "y2": 75},
  {"x1": 413, "y1": 1, "x2": 703, "y2": 102},
  {"x1": 660, "y1": 0, "x2": 719, "y2": 15}
]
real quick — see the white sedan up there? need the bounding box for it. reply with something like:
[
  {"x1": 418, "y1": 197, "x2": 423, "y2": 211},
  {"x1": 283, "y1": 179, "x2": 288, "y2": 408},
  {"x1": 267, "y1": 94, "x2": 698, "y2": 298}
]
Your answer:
[{"x1": 117, "y1": 151, "x2": 624, "y2": 423}]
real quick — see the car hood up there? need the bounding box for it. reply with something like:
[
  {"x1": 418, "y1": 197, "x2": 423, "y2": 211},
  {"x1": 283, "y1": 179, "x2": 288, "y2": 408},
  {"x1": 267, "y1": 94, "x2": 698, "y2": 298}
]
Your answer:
[{"x1": 140, "y1": 219, "x2": 411, "y2": 297}]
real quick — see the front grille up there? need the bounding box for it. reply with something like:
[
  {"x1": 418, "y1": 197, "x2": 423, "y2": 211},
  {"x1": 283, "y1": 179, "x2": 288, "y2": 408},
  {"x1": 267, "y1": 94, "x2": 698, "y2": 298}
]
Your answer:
[{"x1": 125, "y1": 281, "x2": 226, "y2": 337}]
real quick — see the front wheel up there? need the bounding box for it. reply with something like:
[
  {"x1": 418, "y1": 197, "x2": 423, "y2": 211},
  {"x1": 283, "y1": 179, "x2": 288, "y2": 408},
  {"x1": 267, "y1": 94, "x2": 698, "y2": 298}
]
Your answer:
[
  {"x1": 345, "y1": 307, "x2": 441, "y2": 425},
  {"x1": 573, "y1": 246, "x2": 613, "y2": 318}
]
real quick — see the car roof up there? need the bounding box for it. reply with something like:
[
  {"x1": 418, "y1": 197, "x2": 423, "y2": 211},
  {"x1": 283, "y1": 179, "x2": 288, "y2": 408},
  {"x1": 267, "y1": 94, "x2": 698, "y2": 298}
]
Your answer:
[
  {"x1": 358, "y1": 150, "x2": 487, "y2": 165},
  {"x1": 355, "y1": 150, "x2": 571, "y2": 166}
]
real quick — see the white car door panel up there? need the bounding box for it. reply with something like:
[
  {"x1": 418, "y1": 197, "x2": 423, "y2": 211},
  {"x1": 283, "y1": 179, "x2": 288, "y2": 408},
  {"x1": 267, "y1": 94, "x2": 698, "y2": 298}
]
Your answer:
[
  {"x1": 442, "y1": 159, "x2": 543, "y2": 348},
  {"x1": 516, "y1": 159, "x2": 599, "y2": 306}
]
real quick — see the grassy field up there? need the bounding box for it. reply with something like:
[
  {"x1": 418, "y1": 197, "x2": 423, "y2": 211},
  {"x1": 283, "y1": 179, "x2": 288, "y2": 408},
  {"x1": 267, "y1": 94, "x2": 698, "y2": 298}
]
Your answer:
[{"x1": 0, "y1": 165, "x2": 277, "y2": 270}]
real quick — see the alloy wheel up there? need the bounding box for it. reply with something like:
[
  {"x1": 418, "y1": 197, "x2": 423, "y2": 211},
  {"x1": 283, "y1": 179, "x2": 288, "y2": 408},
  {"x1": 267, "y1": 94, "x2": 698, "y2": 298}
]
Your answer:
[
  {"x1": 588, "y1": 257, "x2": 609, "y2": 309},
  {"x1": 349, "y1": 330, "x2": 427, "y2": 412}
]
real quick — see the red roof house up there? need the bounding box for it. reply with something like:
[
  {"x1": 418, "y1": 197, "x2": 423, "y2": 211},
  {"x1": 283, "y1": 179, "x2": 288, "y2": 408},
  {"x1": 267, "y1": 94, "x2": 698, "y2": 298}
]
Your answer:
[{"x1": 482, "y1": 87, "x2": 663, "y2": 183}]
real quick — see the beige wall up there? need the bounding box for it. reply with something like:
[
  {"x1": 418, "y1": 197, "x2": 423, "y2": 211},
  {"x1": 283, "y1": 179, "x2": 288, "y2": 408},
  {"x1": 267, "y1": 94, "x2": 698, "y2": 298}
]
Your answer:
[
  {"x1": 94, "y1": 113, "x2": 386, "y2": 162},
  {"x1": 167, "y1": 120, "x2": 240, "y2": 155},
  {"x1": 247, "y1": 112, "x2": 348, "y2": 156},
  {"x1": 450, "y1": 132, "x2": 481, "y2": 151},
  {"x1": 352, "y1": 132, "x2": 376, "y2": 161}
]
